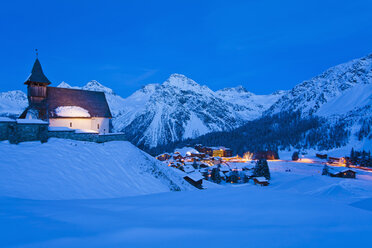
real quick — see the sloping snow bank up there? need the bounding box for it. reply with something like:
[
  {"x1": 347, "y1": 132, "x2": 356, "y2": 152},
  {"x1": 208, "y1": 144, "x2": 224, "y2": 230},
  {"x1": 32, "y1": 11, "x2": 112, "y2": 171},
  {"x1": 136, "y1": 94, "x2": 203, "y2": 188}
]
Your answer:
[{"x1": 0, "y1": 138, "x2": 192, "y2": 200}]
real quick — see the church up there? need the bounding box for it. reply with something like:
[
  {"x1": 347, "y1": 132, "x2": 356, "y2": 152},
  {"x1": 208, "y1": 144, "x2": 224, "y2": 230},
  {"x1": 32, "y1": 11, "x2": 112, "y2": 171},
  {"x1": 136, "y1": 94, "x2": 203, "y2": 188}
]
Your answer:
[{"x1": 20, "y1": 58, "x2": 112, "y2": 134}]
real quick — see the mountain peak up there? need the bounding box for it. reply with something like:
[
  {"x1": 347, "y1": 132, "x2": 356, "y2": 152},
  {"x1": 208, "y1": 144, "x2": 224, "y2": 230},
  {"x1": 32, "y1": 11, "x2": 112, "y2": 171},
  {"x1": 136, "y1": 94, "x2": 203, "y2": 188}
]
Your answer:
[
  {"x1": 83, "y1": 80, "x2": 115, "y2": 94},
  {"x1": 163, "y1": 73, "x2": 201, "y2": 90},
  {"x1": 219, "y1": 85, "x2": 249, "y2": 93},
  {"x1": 57, "y1": 81, "x2": 72, "y2": 88}
]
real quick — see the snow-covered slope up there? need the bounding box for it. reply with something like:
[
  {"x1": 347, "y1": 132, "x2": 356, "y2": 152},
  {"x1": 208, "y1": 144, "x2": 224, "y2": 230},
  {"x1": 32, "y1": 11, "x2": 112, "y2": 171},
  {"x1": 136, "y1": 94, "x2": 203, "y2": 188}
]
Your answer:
[
  {"x1": 0, "y1": 139, "x2": 193, "y2": 200},
  {"x1": 267, "y1": 53, "x2": 372, "y2": 116},
  {"x1": 113, "y1": 74, "x2": 281, "y2": 148},
  {"x1": 0, "y1": 90, "x2": 27, "y2": 118}
]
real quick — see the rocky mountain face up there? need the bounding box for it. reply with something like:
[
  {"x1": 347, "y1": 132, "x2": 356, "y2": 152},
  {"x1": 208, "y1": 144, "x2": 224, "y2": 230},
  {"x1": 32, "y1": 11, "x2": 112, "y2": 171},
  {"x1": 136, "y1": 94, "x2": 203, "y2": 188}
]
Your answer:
[
  {"x1": 265, "y1": 53, "x2": 372, "y2": 150},
  {"x1": 266, "y1": 53, "x2": 372, "y2": 117},
  {"x1": 112, "y1": 74, "x2": 283, "y2": 148}
]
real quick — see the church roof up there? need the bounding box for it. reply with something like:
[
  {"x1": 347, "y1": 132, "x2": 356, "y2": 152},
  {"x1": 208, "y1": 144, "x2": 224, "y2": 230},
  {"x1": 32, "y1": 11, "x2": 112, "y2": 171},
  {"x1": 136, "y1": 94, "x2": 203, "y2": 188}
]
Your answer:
[
  {"x1": 46, "y1": 87, "x2": 112, "y2": 118},
  {"x1": 24, "y1": 58, "x2": 51, "y2": 85}
]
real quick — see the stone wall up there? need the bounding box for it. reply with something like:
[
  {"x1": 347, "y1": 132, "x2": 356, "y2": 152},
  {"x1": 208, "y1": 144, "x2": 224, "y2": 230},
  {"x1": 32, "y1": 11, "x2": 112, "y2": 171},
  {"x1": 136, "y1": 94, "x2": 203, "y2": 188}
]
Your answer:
[
  {"x1": 12, "y1": 123, "x2": 49, "y2": 144},
  {"x1": 48, "y1": 131, "x2": 126, "y2": 143},
  {"x1": 0, "y1": 120, "x2": 126, "y2": 144},
  {"x1": 0, "y1": 121, "x2": 15, "y2": 140}
]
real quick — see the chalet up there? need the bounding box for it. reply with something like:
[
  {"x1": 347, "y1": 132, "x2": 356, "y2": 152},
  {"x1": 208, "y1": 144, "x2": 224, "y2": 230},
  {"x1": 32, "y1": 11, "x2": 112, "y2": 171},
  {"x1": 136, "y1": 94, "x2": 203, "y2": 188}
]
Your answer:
[
  {"x1": 183, "y1": 172, "x2": 204, "y2": 189},
  {"x1": 253, "y1": 177, "x2": 269, "y2": 186},
  {"x1": 253, "y1": 151, "x2": 279, "y2": 160},
  {"x1": 156, "y1": 153, "x2": 171, "y2": 161},
  {"x1": 327, "y1": 156, "x2": 341, "y2": 164},
  {"x1": 316, "y1": 153, "x2": 328, "y2": 159},
  {"x1": 19, "y1": 58, "x2": 112, "y2": 134},
  {"x1": 173, "y1": 153, "x2": 184, "y2": 160},
  {"x1": 182, "y1": 164, "x2": 196, "y2": 173},
  {"x1": 195, "y1": 145, "x2": 213, "y2": 156},
  {"x1": 325, "y1": 167, "x2": 356, "y2": 179}
]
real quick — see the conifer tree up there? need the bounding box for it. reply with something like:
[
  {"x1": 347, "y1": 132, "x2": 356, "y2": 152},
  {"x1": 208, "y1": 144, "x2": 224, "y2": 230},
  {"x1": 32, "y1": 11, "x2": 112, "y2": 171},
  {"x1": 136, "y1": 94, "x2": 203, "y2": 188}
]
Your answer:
[
  {"x1": 253, "y1": 159, "x2": 271, "y2": 180},
  {"x1": 229, "y1": 170, "x2": 239, "y2": 183},
  {"x1": 211, "y1": 167, "x2": 221, "y2": 184},
  {"x1": 322, "y1": 164, "x2": 329, "y2": 175},
  {"x1": 292, "y1": 151, "x2": 299, "y2": 161}
]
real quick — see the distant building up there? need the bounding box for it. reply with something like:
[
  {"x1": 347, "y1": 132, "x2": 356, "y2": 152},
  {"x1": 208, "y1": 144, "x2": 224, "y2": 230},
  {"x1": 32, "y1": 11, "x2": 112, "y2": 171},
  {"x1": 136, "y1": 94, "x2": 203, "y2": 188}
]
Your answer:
[
  {"x1": 323, "y1": 166, "x2": 356, "y2": 179},
  {"x1": 253, "y1": 151, "x2": 279, "y2": 160},
  {"x1": 253, "y1": 177, "x2": 269, "y2": 186},
  {"x1": 183, "y1": 172, "x2": 204, "y2": 189},
  {"x1": 195, "y1": 145, "x2": 213, "y2": 156},
  {"x1": 19, "y1": 58, "x2": 112, "y2": 134},
  {"x1": 212, "y1": 147, "x2": 233, "y2": 157},
  {"x1": 195, "y1": 145, "x2": 233, "y2": 157},
  {"x1": 156, "y1": 153, "x2": 171, "y2": 161}
]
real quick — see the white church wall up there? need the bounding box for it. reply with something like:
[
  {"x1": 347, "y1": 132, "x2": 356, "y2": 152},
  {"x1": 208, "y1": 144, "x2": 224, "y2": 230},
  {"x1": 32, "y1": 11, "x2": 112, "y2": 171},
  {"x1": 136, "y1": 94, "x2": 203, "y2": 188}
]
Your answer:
[
  {"x1": 49, "y1": 118, "x2": 93, "y2": 132},
  {"x1": 49, "y1": 118, "x2": 110, "y2": 134},
  {"x1": 91, "y1": 118, "x2": 110, "y2": 134}
]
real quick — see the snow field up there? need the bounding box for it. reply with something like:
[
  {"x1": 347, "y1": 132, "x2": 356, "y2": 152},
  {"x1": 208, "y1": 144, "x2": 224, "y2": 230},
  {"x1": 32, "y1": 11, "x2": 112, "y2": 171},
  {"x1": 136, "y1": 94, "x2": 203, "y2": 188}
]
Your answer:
[{"x1": 0, "y1": 138, "x2": 193, "y2": 200}]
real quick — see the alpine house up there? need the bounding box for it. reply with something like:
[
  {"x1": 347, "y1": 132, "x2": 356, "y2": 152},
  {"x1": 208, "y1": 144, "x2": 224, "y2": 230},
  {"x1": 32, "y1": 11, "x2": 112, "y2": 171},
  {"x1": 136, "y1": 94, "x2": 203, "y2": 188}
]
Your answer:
[{"x1": 20, "y1": 58, "x2": 112, "y2": 133}]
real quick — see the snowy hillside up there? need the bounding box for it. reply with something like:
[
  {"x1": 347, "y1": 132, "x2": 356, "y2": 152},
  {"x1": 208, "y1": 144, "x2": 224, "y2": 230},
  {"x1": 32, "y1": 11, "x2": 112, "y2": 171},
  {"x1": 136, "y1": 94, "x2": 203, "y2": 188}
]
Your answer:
[
  {"x1": 0, "y1": 90, "x2": 27, "y2": 118},
  {"x1": 0, "y1": 139, "x2": 193, "y2": 200},
  {"x1": 113, "y1": 74, "x2": 282, "y2": 148}
]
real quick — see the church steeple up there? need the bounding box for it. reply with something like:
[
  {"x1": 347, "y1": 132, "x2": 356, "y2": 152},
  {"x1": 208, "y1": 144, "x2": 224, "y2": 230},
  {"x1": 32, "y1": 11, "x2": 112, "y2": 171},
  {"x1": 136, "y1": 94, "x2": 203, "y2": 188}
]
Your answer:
[
  {"x1": 24, "y1": 58, "x2": 51, "y2": 85},
  {"x1": 25, "y1": 55, "x2": 51, "y2": 108}
]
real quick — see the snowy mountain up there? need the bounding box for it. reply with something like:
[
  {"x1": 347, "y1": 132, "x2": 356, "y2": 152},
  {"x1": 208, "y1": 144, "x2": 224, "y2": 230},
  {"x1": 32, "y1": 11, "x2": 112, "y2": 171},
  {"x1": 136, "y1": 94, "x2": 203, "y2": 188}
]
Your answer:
[
  {"x1": 264, "y1": 53, "x2": 372, "y2": 149},
  {"x1": 113, "y1": 74, "x2": 282, "y2": 148},
  {"x1": 0, "y1": 90, "x2": 27, "y2": 118},
  {"x1": 266, "y1": 53, "x2": 372, "y2": 117},
  {"x1": 216, "y1": 86, "x2": 285, "y2": 120},
  {"x1": 0, "y1": 139, "x2": 193, "y2": 200}
]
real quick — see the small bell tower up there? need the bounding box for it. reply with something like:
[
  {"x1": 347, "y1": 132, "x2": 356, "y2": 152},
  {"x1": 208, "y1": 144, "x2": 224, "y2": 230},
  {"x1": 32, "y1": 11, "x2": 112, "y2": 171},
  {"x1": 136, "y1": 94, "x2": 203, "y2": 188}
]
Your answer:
[{"x1": 24, "y1": 50, "x2": 51, "y2": 106}]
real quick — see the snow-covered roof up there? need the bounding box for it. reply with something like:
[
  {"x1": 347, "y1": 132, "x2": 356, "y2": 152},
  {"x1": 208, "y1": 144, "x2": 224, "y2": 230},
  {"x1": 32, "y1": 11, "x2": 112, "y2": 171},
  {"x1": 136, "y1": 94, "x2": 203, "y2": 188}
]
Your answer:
[
  {"x1": 254, "y1": 177, "x2": 268, "y2": 182},
  {"x1": 184, "y1": 172, "x2": 204, "y2": 182},
  {"x1": 183, "y1": 165, "x2": 195, "y2": 173},
  {"x1": 55, "y1": 106, "x2": 90, "y2": 118},
  {"x1": 16, "y1": 119, "x2": 48, "y2": 124},
  {"x1": 174, "y1": 147, "x2": 199, "y2": 157},
  {"x1": 328, "y1": 167, "x2": 356, "y2": 174}
]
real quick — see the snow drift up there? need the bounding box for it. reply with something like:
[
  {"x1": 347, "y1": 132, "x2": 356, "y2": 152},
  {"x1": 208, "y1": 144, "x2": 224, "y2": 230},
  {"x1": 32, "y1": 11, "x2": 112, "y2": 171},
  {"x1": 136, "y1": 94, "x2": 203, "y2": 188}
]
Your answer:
[{"x1": 0, "y1": 139, "x2": 192, "y2": 200}]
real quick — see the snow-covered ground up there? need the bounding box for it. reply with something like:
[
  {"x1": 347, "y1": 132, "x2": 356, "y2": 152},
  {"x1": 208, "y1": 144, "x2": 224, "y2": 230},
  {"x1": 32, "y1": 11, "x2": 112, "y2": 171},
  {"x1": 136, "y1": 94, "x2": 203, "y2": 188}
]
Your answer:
[
  {"x1": 1, "y1": 151, "x2": 372, "y2": 247},
  {"x1": 0, "y1": 139, "x2": 192, "y2": 200}
]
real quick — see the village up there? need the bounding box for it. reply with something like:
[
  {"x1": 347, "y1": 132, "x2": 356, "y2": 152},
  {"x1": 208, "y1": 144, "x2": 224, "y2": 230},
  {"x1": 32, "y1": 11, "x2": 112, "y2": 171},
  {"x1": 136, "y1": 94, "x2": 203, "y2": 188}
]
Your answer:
[{"x1": 155, "y1": 144, "x2": 365, "y2": 189}]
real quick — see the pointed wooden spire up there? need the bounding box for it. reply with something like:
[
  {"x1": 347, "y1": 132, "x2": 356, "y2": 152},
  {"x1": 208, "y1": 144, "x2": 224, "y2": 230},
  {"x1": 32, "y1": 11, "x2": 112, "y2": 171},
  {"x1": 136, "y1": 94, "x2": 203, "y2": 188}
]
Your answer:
[{"x1": 24, "y1": 52, "x2": 51, "y2": 85}]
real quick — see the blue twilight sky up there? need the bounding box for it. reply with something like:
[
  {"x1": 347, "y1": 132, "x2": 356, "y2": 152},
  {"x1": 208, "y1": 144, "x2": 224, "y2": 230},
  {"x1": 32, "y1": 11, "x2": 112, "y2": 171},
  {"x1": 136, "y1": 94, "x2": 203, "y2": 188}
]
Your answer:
[{"x1": 0, "y1": 0, "x2": 371, "y2": 97}]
